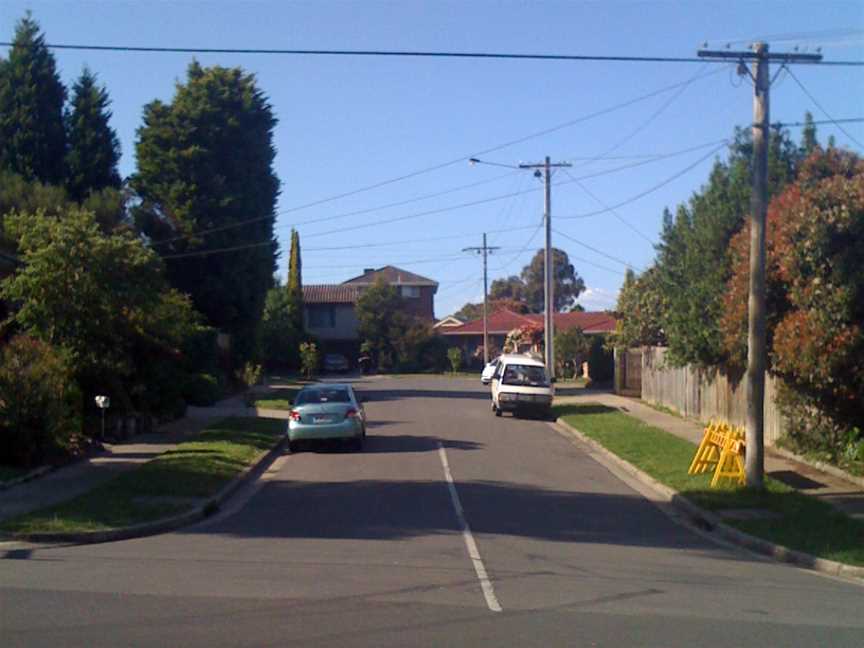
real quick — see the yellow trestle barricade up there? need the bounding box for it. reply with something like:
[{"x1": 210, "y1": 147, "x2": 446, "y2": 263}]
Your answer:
[{"x1": 688, "y1": 420, "x2": 746, "y2": 487}]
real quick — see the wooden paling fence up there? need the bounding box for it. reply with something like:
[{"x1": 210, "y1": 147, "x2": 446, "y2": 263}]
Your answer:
[{"x1": 639, "y1": 346, "x2": 787, "y2": 446}]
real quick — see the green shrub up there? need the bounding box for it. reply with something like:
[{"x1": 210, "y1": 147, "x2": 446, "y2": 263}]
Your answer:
[
  {"x1": 237, "y1": 362, "x2": 263, "y2": 389},
  {"x1": 0, "y1": 336, "x2": 82, "y2": 467},
  {"x1": 183, "y1": 373, "x2": 221, "y2": 407},
  {"x1": 299, "y1": 342, "x2": 318, "y2": 378},
  {"x1": 447, "y1": 347, "x2": 463, "y2": 373}
]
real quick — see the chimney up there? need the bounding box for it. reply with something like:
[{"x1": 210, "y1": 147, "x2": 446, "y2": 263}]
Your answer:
[{"x1": 363, "y1": 268, "x2": 374, "y2": 274}]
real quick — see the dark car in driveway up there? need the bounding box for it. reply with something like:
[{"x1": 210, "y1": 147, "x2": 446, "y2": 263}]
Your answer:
[{"x1": 323, "y1": 353, "x2": 350, "y2": 373}]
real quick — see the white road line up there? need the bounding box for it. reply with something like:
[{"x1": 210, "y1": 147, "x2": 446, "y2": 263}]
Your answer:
[{"x1": 437, "y1": 442, "x2": 503, "y2": 613}]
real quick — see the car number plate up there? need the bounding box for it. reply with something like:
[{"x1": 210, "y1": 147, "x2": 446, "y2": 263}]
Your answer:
[{"x1": 313, "y1": 416, "x2": 333, "y2": 423}]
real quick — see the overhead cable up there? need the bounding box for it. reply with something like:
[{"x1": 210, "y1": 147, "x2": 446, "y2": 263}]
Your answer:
[
  {"x1": 558, "y1": 142, "x2": 728, "y2": 219},
  {"x1": 10, "y1": 41, "x2": 862, "y2": 65},
  {"x1": 785, "y1": 68, "x2": 864, "y2": 147}
]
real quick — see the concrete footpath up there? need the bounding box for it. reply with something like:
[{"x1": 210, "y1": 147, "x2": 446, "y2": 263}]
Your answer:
[
  {"x1": 0, "y1": 394, "x2": 260, "y2": 525},
  {"x1": 556, "y1": 390, "x2": 864, "y2": 520}
]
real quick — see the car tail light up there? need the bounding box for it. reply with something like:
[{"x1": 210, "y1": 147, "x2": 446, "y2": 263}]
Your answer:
[
  {"x1": 345, "y1": 408, "x2": 359, "y2": 419},
  {"x1": 289, "y1": 409, "x2": 301, "y2": 422}
]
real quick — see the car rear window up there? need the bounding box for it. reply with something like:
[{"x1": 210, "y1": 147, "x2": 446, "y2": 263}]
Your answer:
[
  {"x1": 295, "y1": 388, "x2": 351, "y2": 404},
  {"x1": 501, "y1": 364, "x2": 549, "y2": 387}
]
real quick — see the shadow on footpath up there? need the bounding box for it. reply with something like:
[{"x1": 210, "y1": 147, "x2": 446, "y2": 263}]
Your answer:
[{"x1": 192, "y1": 477, "x2": 759, "y2": 559}]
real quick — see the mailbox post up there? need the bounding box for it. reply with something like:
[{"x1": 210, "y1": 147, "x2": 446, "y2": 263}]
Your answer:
[{"x1": 95, "y1": 395, "x2": 110, "y2": 440}]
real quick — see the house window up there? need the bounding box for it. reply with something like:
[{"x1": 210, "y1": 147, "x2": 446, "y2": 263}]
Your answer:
[
  {"x1": 309, "y1": 306, "x2": 335, "y2": 328},
  {"x1": 401, "y1": 286, "x2": 420, "y2": 298}
]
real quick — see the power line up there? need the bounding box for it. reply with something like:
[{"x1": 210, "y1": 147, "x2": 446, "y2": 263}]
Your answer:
[
  {"x1": 569, "y1": 64, "x2": 719, "y2": 168},
  {"x1": 490, "y1": 219, "x2": 544, "y2": 272},
  {"x1": 303, "y1": 139, "x2": 730, "y2": 239},
  {"x1": 145, "y1": 69, "x2": 736, "y2": 249},
  {"x1": 303, "y1": 224, "x2": 538, "y2": 252},
  {"x1": 773, "y1": 117, "x2": 864, "y2": 128},
  {"x1": 784, "y1": 68, "x2": 864, "y2": 148},
  {"x1": 159, "y1": 240, "x2": 276, "y2": 259},
  {"x1": 558, "y1": 141, "x2": 728, "y2": 219},
  {"x1": 150, "y1": 169, "x2": 518, "y2": 246},
  {"x1": 564, "y1": 170, "x2": 655, "y2": 245},
  {"x1": 151, "y1": 137, "x2": 726, "y2": 256},
  {"x1": 552, "y1": 228, "x2": 643, "y2": 272},
  {"x1": 11, "y1": 41, "x2": 862, "y2": 65}
]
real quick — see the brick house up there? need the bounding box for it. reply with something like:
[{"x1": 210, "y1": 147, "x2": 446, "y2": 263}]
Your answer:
[
  {"x1": 303, "y1": 266, "x2": 438, "y2": 364},
  {"x1": 438, "y1": 308, "x2": 617, "y2": 366}
]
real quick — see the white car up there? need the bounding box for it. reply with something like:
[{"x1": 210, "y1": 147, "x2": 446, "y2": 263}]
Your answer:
[
  {"x1": 490, "y1": 354, "x2": 554, "y2": 419},
  {"x1": 481, "y1": 356, "x2": 500, "y2": 385}
]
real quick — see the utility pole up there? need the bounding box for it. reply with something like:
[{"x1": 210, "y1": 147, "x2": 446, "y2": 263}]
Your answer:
[
  {"x1": 518, "y1": 157, "x2": 572, "y2": 378},
  {"x1": 463, "y1": 233, "x2": 500, "y2": 364},
  {"x1": 698, "y1": 42, "x2": 821, "y2": 489}
]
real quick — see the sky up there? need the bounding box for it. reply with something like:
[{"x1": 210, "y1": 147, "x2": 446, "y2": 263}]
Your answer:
[{"x1": 2, "y1": 1, "x2": 862, "y2": 318}]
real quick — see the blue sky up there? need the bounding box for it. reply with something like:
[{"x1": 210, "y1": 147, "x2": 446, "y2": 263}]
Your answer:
[{"x1": 3, "y1": 1, "x2": 862, "y2": 317}]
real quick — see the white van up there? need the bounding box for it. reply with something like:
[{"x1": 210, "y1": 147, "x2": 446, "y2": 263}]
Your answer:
[{"x1": 490, "y1": 354, "x2": 554, "y2": 419}]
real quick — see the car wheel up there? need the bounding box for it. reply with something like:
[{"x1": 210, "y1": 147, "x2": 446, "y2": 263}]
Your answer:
[
  {"x1": 288, "y1": 439, "x2": 299, "y2": 453},
  {"x1": 351, "y1": 436, "x2": 364, "y2": 452}
]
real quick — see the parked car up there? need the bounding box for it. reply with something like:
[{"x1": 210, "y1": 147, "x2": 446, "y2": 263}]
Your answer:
[
  {"x1": 323, "y1": 352, "x2": 349, "y2": 373},
  {"x1": 490, "y1": 354, "x2": 554, "y2": 419},
  {"x1": 481, "y1": 356, "x2": 500, "y2": 385},
  {"x1": 288, "y1": 383, "x2": 366, "y2": 451}
]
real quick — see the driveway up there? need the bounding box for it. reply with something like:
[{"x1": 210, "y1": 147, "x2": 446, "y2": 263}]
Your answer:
[{"x1": 2, "y1": 377, "x2": 862, "y2": 647}]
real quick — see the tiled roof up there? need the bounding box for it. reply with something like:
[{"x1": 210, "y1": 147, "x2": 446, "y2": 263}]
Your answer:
[
  {"x1": 303, "y1": 284, "x2": 362, "y2": 304},
  {"x1": 439, "y1": 308, "x2": 617, "y2": 335},
  {"x1": 342, "y1": 265, "x2": 437, "y2": 287},
  {"x1": 439, "y1": 309, "x2": 535, "y2": 335}
]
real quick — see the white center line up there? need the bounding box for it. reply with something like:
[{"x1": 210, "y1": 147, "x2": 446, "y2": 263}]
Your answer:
[{"x1": 437, "y1": 442, "x2": 502, "y2": 613}]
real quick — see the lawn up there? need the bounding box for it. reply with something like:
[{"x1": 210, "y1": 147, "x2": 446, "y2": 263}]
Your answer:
[
  {"x1": 253, "y1": 387, "x2": 301, "y2": 410},
  {"x1": 554, "y1": 403, "x2": 864, "y2": 567},
  {"x1": 0, "y1": 465, "x2": 28, "y2": 484},
  {"x1": 0, "y1": 417, "x2": 284, "y2": 536}
]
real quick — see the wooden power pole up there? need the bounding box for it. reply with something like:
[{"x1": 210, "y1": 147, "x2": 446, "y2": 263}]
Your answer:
[
  {"x1": 518, "y1": 157, "x2": 572, "y2": 378},
  {"x1": 463, "y1": 234, "x2": 500, "y2": 365},
  {"x1": 698, "y1": 42, "x2": 822, "y2": 488}
]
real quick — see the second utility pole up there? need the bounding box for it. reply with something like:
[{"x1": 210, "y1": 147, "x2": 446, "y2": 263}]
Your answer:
[
  {"x1": 519, "y1": 156, "x2": 572, "y2": 378},
  {"x1": 463, "y1": 233, "x2": 500, "y2": 365}
]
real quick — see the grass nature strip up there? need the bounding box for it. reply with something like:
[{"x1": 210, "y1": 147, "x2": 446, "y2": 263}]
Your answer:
[
  {"x1": 0, "y1": 417, "x2": 284, "y2": 536},
  {"x1": 254, "y1": 387, "x2": 301, "y2": 411},
  {"x1": 553, "y1": 403, "x2": 864, "y2": 567},
  {"x1": 0, "y1": 465, "x2": 29, "y2": 484}
]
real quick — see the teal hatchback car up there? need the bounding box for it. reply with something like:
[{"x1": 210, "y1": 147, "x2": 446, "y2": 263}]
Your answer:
[{"x1": 288, "y1": 384, "x2": 366, "y2": 452}]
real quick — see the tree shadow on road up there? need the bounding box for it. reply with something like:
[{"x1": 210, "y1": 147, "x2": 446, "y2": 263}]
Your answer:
[{"x1": 194, "y1": 477, "x2": 757, "y2": 560}]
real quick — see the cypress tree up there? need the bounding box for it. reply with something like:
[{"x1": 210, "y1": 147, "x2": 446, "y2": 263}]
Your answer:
[
  {"x1": 0, "y1": 14, "x2": 67, "y2": 184},
  {"x1": 286, "y1": 228, "x2": 304, "y2": 334},
  {"x1": 65, "y1": 68, "x2": 121, "y2": 202},
  {"x1": 132, "y1": 61, "x2": 280, "y2": 360}
]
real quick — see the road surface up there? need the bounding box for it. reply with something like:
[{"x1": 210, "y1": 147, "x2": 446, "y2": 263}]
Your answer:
[{"x1": 2, "y1": 377, "x2": 862, "y2": 646}]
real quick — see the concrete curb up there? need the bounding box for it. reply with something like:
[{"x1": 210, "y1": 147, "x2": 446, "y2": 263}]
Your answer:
[
  {"x1": 552, "y1": 419, "x2": 864, "y2": 582},
  {"x1": 769, "y1": 445, "x2": 864, "y2": 490},
  {"x1": 0, "y1": 466, "x2": 53, "y2": 492},
  {"x1": 5, "y1": 433, "x2": 289, "y2": 545}
]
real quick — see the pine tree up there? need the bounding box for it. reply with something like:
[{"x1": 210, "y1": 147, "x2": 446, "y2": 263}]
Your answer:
[
  {"x1": 0, "y1": 14, "x2": 67, "y2": 184},
  {"x1": 286, "y1": 228, "x2": 304, "y2": 334},
  {"x1": 65, "y1": 68, "x2": 121, "y2": 202}
]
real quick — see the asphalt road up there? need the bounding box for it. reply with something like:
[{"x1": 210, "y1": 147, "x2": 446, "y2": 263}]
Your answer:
[{"x1": 2, "y1": 376, "x2": 863, "y2": 647}]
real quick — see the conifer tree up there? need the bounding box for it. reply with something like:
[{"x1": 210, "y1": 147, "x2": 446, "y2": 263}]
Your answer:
[
  {"x1": 286, "y1": 229, "x2": 304, "y2": 334},
  {"x1": 0, "y1": 14, "x2": 66, "y2": 184},
  {"x1": 132, "y1": 61, "x2": 280, "y2": 359},
  {"x1": 65, "y1": 68, "x2": 121, "y2": 202}
]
